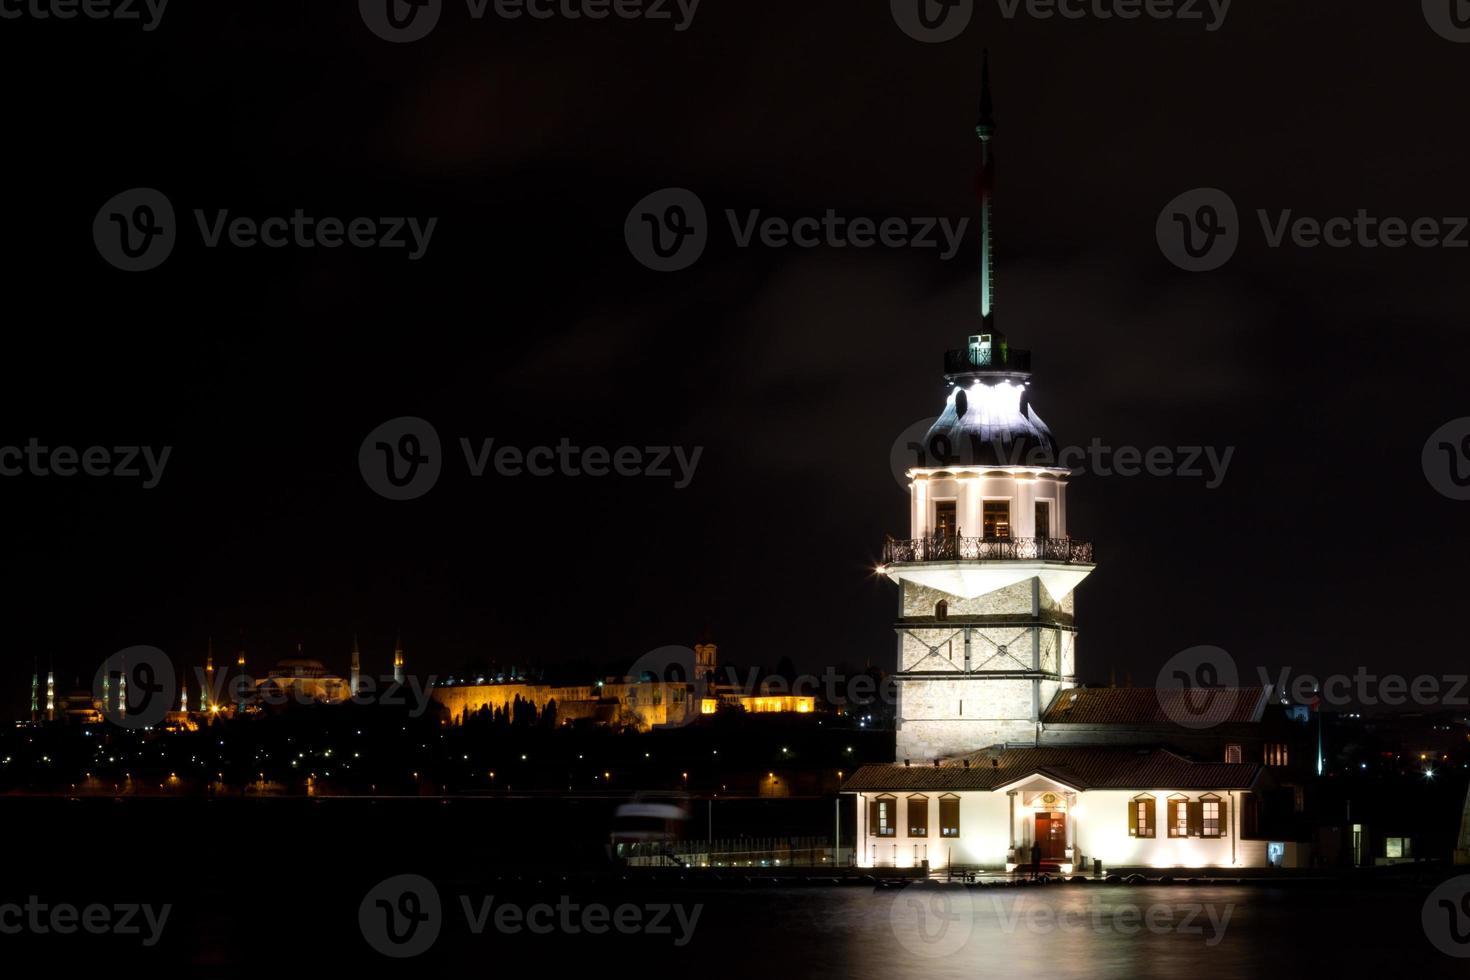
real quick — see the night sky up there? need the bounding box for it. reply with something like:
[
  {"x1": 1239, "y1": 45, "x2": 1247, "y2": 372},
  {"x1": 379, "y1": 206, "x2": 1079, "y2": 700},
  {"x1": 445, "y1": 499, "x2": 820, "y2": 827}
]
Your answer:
[{"x1": 4, "y1": 3, "x2": 1469, "y2": 715}]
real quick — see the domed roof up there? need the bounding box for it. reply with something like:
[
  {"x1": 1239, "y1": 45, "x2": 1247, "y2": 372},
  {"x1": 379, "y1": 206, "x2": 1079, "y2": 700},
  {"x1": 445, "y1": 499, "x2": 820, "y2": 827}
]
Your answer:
[{"x1": 921, "y1": 379, "x2": 1058, "y2": 468}]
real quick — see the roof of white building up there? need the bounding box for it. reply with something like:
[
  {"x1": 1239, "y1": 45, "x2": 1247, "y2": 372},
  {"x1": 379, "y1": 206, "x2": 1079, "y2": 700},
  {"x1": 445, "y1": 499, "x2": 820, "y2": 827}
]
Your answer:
[
  {"x1": 1040, "y1": 686, "x2": 1270, "y2": 726},
  {"x1": 842, "y1": 746, "x2": 1261, "y2": 793}
]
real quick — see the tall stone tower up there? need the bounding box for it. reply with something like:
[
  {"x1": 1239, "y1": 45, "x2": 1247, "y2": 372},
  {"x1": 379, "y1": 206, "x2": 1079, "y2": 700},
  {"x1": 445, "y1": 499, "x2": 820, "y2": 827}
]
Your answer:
[
  {"x1": 879, "y1": 57, "x2": 1095, "y2": 762},
  {"x1": 351, "y1": 634, "x2": 362, "y2": 696}
]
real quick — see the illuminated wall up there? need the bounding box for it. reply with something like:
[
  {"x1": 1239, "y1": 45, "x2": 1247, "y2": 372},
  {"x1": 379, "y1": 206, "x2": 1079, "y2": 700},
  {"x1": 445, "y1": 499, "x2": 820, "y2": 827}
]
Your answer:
[{"x1": 852, "y1": 787, "x2": 1273, "y2": 870}]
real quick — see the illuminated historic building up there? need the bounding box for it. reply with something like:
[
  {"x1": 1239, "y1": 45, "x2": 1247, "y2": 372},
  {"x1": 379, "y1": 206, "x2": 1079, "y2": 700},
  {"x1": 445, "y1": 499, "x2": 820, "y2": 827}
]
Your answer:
[
  {"x1": 842, "y1": 60, "x2": 1301, "y2": 873},
  {"x1": 433, "y1": 642, "x2": 815, "y2": 731}
]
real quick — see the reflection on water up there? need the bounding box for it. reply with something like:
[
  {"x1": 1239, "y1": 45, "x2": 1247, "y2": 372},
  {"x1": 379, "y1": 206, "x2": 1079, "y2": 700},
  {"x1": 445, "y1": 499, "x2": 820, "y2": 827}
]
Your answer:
[{"x1": 672, "y1": 884, "x2": 1443, "y2": 980}]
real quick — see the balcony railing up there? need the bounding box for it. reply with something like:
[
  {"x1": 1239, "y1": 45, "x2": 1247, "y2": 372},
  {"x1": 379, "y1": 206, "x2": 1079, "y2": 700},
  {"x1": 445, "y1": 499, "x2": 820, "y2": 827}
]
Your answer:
[
  {"x1": 882, "y1": 534, "x2": 1094, "y2": 565},
  {"x1": 943, "y1": 346, "x2": 1031, "y2": 375}
]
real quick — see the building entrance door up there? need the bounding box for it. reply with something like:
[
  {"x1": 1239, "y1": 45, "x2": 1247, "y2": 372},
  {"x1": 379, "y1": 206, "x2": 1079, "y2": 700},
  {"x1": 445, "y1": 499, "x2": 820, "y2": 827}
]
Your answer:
[{"x1": 1035, "y1": 812, "x2": 1067, "y2": 861}]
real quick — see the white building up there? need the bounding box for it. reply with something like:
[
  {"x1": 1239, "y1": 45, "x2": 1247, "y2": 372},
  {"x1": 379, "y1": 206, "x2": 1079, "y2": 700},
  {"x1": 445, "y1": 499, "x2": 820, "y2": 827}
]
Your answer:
[{"x1": 842, "y1": 59, "x2": 1297, "y2": 873}]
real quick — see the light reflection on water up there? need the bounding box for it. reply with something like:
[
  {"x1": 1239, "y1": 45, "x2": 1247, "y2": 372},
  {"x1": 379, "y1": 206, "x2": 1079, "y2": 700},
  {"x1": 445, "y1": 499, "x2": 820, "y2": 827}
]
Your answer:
[{"x1": 685, "y1": 883, "x2": 1440, "y2": 980}]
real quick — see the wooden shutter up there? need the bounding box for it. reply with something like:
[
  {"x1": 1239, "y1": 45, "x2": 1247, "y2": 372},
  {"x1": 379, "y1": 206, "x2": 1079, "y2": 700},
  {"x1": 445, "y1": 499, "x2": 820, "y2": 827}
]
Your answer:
[
  {"x1": 868, "y1": 798, "x2": 879, "y2": 837},
  {"x1": 1187, "y1": 800, "x2": 1204, "y2": 837},
  {"x1": 1128, "y1": 798, "x2": 1139, "y2": 837}
]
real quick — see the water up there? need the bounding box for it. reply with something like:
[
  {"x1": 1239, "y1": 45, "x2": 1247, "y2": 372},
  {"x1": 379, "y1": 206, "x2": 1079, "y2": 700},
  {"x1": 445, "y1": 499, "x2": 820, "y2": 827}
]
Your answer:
[{"x1": 0, "y1": 797, "x2": 1457, "y2": 976}]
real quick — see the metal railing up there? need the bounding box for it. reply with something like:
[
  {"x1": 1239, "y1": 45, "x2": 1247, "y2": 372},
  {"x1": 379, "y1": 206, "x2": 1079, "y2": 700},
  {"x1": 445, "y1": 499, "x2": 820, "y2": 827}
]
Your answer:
[
  {"x1": 883, "y1": 534, "x2": 1094, "y2": 565},
  {"x1": 619, "y1": 837, "x2": 846, "y2": 868},
  {"x1": 944, "y1": 346, "x2": 1032, "y2": 374}
]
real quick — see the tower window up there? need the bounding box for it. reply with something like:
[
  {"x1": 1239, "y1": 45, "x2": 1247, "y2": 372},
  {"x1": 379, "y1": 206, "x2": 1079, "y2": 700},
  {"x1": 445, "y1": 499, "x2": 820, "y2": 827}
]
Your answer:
[
  {"x1": 982, "y1": 501, "x2": 1011, "y2": 539},
  {"x1": 1034, "y1": 500, "x2": 1052, "y2": 539},
  {"x1": 935, "y1": 600, "x2": 948, "y2": 620},
  {"x1": 935, "y1": 501, "x2": 957, "y2": 537}
]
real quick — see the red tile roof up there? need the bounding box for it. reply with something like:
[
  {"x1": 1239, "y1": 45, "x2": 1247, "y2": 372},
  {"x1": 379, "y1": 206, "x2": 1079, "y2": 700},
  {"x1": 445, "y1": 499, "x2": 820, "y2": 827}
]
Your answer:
[
  {"x1": 1040, "y1": 686, "x2": 1269, "y2": 726},
  {"x1": 841, "y1": 746, "x2": 1261, "y2": 793}
]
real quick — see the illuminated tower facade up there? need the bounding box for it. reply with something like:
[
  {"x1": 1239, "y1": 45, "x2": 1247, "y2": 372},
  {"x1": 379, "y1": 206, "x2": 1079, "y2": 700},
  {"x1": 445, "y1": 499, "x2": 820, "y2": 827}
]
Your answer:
[
  {"x1": 351, "y1": 635, "x2": 362, "y2": 696},
  {"x1": 29, "y1": 663, "x2": 39, "y2": 722},
  {"x1": 393, "y1": 634, "x2": 405, "y2": 686},
  {"x1": 877, "y1": 59, "x2": 1096, "y2": 761},
  {"x1": 45, "y1": 668, "x2": 55, "y2": 723}
]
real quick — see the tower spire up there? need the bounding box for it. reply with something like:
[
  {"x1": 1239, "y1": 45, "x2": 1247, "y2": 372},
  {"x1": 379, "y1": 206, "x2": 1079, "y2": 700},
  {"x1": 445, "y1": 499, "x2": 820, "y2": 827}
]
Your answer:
[{"x1": 976, "y1": 49, "x2": 997, "y2": 329}]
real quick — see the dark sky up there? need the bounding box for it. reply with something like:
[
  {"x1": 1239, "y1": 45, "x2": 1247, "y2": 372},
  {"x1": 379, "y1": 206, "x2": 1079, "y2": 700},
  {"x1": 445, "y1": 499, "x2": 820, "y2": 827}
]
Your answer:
[{"x1": 3, "y1": 2, "x2": 1469, "y2": 714}]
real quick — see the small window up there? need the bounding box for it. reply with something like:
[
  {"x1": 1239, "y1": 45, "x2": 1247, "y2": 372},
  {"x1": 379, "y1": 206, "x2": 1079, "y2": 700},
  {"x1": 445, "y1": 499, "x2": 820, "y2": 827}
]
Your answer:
[
  {"x1": 1265, "y1": 743, "x2": 1289, "y2": 766},
  {"x1": 1200, "y1": 794, "x2": 1224, "y2": 838},
  {"x1": 1034, "y1": 500, "x2": 1051, "y2": 539},
  {"x1": 869, "y1": 795, "x2": 897, "y2": 838},
  {"x1": 1224, "y1": 744, "x2": 1242, "y2": 764},
  {"x1": 982, "y1": 501, "x2": 1011, "y2": 539},
  {"x1": 1385, "y1": 837, "x2": 1411, "y2": 859},
  {"x1": 1168, "y1": 796, "x2": 1190, "y2": 838},
  {"x1": 907, "y1": 795, "x2": 929, "y2": 837},
  {"x1": 935, "y1": 600, "x2": 948, "y2": 620},
  {"x1": 1129, "y1": 794, "x2": 1155, "y2": 839},
  {"x1": 935, "y1": 501, "x2": 957, "y2": 537},
  {"x1": 939, "y1": 795, "x2": 960, "y2": 837}
]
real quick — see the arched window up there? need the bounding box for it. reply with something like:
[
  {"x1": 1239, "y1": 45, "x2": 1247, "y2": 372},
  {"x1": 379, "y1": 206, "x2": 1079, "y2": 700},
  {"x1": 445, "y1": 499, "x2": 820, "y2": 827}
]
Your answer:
[
  {"x1": 935, "y1": 600, "x2": 948, "y2": 620},
  {"x1": 1128, "y1": 794, "x2": 1156, "y2": 839}
]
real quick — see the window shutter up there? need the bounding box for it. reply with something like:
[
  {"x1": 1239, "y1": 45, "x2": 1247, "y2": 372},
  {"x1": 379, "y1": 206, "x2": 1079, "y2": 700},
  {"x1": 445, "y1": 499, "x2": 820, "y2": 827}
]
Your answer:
[
  {"x1": 868, "y1": 798, "x2": 879, "y2": 836},
  {"x1": 1217, "y1": 798, "x2": 1227, "y2": 836},
  {"x1": 1128, "y1": 799, "x2": 1138, "y2": 837},
  {"x1": 1188, "y1": 800, "x2": 1204, "y2": 837}
]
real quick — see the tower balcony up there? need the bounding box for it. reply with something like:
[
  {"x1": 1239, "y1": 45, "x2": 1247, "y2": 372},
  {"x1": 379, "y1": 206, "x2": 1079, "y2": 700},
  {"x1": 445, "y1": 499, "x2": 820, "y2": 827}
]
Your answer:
[
  {"x1": 943, "y1": 345, "x2": 1032, "y2": 382},
  {"x1": 882, "y1": 533, "x2": 1094, "y2": 566}
]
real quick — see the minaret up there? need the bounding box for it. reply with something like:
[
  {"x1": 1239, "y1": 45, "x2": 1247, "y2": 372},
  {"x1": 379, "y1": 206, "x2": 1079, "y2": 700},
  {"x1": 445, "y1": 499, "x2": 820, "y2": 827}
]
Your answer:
[
  {"x1": 202, "y1": 638, "x2": 214, "y2": 714},
  {"x1": 393, "y1": 632, "x2": 405, "y2": 686},
  {"x1": 179, "y1": 669, "x2": 189, "y2": 714},
  {"x1": 117, "y1": 658, "x2": 126, "y2": 721},
  {"x1": 29, "y1": 661, "x2": 39, "y2": 723},
  {"x1": 877, "y1": 65, "x2": 1096, "y2": 761},
  {"x1": 45, "y1": 665, "x2": 55, "y2": 723},
  {"x1": 351, "y1": 634, "x2": 362, "y2": 696},
  {"x1": 236, "y1": 639, "x2": 247, "y2": 715}
]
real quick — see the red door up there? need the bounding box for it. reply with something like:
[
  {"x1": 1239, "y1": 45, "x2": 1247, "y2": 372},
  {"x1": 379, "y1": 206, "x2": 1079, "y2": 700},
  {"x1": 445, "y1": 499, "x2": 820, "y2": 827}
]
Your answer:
[{"x1": 1035, "y1": 812, "x2": 1067, "y2": 861}]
